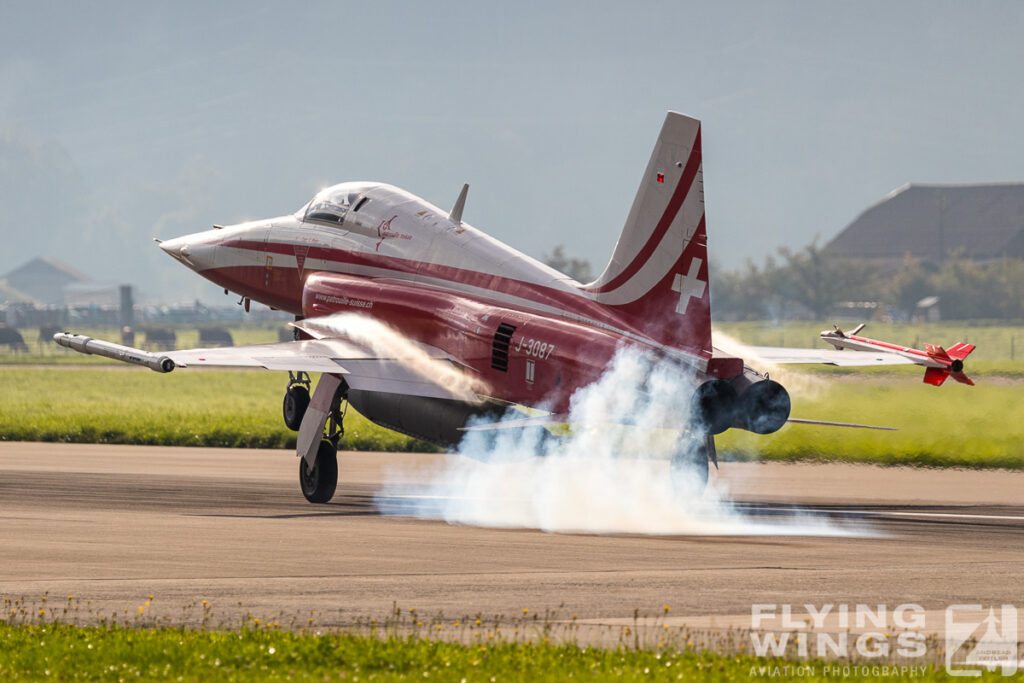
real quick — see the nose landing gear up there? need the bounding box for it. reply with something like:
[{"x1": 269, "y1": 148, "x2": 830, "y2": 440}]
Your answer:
[
  {"x1": 300, "y1": 439, "x2": 338, "y2": 503},
  {"x1": 293, "y1": 373, "x2": 348, "y2": 504}
]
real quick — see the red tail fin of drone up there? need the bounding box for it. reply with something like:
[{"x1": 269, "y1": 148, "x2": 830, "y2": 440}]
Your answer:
[
  {"x1": 583, "y1": 112, "x2": 711, "y2": 358},
  {"x1": 946, "y1": 342, "x2": 975, "y2": 360},
  {"x1": 923, "y1": 342, "x2": 974, "y2": 386}
]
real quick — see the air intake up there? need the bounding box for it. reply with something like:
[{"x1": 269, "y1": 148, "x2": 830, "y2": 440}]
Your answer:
[{"x1": 491, "y1": 323, "x2": 517, "y2": 372}]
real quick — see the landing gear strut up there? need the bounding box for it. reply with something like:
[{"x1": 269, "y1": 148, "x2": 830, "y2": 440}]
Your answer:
[
  {"x1": 297, "y1": 376, "x2": 347, "y2": 504},
  {"x1": 283, "y1": 371, "x2": 311, "y2": 431},
  {"x1": 670, "y1": 433, "x2": 714, "y2": 495}
]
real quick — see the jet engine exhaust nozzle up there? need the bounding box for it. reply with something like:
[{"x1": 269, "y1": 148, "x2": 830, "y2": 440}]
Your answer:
[
  {"x1": 690, "y1": 379, "x2": 738, "y2": 435},
  {"x1": 735, "y1": 379, "x2": 791, "y2": 435}
]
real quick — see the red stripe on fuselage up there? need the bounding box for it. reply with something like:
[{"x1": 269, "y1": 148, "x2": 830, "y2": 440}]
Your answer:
[
  {"x1": 213, "y1": 238, "x2": 675, "y2": 347},
  {"x1": 583, "y1": 127, "x2": 702, "y2": 294}
]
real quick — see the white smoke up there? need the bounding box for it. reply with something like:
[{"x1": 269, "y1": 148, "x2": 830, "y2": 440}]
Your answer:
[
  {"x1": 712, "y1": 330, "x2": 828, "y2": 399},
  {"x1": 377, "y1": 347, "x2": 864, "y2": 537}
]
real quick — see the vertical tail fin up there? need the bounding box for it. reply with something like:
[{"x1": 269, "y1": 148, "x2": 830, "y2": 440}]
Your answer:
[
  {"x1": 946, "y1": 343, "x2": 975, "y2": 360},
  {"x1": 583, "y1": 112, "x2": 711, "y2": 357}
]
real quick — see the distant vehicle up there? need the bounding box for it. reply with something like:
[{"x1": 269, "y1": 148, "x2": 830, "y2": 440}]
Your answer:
[
  {"x1": 0, "y1": 326, "x2": 28, "y2": 353},
  {"x1": 55, "y1": 112, "x2": 975, "y2": 503},
  {"x1": 198, "y1": 328, "x2": 233, "y2": 347}
]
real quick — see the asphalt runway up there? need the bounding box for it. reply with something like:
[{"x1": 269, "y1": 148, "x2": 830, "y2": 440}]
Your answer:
[{"x1": 2, "y1": 442, "x2": 1023, "y2": 636}]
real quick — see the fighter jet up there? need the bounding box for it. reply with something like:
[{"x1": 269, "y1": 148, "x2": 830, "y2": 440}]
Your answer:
[{"x1": 54, "y1": 112, "x2": 974, "y2": 503}]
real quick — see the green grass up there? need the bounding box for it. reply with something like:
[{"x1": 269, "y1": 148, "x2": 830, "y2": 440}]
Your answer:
[
  {"x1": 0, "y1": 368, "x2": 434, "y2": 452},
  {"x1": 0, "y1": 622, "x2": 970, "y2": 682},
  {"x1": 0, "y1": 365, "x2": 1020, "y2": 467},
  {"x1": 718, "y1": 380, "x2": 1022, "y2": 469}
]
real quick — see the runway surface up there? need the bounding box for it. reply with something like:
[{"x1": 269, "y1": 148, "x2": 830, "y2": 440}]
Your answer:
[{"x1": 1, "y1": 442, "x2": 1023, "y2": 635}]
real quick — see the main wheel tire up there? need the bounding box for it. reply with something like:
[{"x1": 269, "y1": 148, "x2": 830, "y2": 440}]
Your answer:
[
  {"x1": 670, "y1": 436, "x2": 710, "y2": 495},
  {"x1": 283, "y1": 385, "x2": 311, "y2": 431},
  {"x1": 299, "y1": 440, "x2": 338, "y2": 503}
]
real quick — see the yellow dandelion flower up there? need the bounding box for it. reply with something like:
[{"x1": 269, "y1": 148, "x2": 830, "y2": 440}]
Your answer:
[{"x1": 522, "y1": 608, "x2": 529, "y2": 614}]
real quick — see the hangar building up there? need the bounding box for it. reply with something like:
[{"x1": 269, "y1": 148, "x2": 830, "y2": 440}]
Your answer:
[{"x1": 827, "y1": 183, "x2": 1024, "y2": 266}]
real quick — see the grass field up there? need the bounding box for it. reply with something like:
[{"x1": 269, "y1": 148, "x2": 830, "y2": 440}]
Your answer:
[
  {"x1": 0, "y1": 366, "x2": 1019, "y2": 468},
  {"x1": 0, "y1": 368, "x2": 434, "y2": 452},
  {"x1": 1, "y1": 320, "x2": 1020, "y2": 467},
  {"x1": 718, "y1": 380, "x2": 1022, "y2": 469},
  {"x1": 0, "y1": 622, "x2": 969, "y2": 682}
]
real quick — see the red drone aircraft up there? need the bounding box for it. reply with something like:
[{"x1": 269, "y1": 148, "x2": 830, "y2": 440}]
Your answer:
[{"x1": 55, "y1": 112, "x2": 974, "y2": 503}]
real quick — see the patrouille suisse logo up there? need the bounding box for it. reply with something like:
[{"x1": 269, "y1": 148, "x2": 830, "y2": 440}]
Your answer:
[{"x1": 376, "y1": 215, "x2": 412, "y2": 252}]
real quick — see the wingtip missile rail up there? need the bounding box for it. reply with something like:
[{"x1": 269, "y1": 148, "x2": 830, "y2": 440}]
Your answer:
[{"x1": 53, "y1": 333, "x2": 176, "y2": 373}]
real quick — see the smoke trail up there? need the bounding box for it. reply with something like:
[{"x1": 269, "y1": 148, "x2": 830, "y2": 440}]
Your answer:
[
  {"x1": 377, "y1": 346, "x2": 864, "y2": 537},
  {"x1": 296, "y1": 313, "x2": 489, "y2": 401},
  {"x1": 712, "y1": 330, "x2": 827, "y2": 399}
]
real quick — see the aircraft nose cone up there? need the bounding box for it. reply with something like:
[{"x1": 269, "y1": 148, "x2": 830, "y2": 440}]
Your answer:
[{"x1": 158, "y1": 233, "x2": 218, "y2": 270}]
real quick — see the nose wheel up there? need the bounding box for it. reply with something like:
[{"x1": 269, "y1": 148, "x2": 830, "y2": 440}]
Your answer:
[
  {"x1": 300, "y1": 439, "x2": 338, "y2": 503},
  {"x1": 295, "y1": 373, "x2": 347, "y2": 504}
]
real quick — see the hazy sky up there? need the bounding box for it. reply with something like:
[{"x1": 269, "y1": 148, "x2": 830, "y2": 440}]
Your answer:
[{"x1": 2, "y1": 1, "x2": 1023, "y2": 302}]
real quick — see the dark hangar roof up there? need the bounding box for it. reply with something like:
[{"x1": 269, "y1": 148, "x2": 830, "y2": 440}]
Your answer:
[{"x1": 827, "y1": 183, "x2": 1024, "y2": 262}]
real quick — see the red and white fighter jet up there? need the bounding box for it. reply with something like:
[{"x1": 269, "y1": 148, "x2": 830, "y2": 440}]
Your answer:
[{"x1": 54, "y1": 112, "x2": 975, "y2": 503}]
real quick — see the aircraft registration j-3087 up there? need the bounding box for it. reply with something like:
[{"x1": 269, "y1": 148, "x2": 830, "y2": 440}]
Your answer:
[{"x1": 55, "y1": 112, "x2": 976, "y2": 503}]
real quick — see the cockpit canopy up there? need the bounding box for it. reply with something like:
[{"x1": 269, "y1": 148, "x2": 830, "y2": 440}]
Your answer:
[{"x1": 297, "y1": 182, "x2": 375, "y2": 226}]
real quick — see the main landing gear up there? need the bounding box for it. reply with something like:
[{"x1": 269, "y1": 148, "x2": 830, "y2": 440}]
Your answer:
[
  {"x1": 670, "y1": 433, "x2": 714, "y2": 495},
  {"x1": 284, "y1": 372, "x2": 347, "y2": 504},
  {"x1": 283, "y1": 371, "x2": 311, "y2": 431}
]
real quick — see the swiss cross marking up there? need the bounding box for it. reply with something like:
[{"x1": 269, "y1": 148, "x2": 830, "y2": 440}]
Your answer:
[{"x1": 671, "y1": 257, "x2": 706, "y2": 314}]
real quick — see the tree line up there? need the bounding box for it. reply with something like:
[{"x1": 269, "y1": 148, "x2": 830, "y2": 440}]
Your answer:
[
  {"x1": 544, "y1": 242, "x2": 1024, "y2": 321},
  {"x1": 711, "y1": 242, "x2": 1024, "y2": 321}
]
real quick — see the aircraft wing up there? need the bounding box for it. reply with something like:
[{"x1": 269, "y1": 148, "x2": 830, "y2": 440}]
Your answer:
[
  {"x1": 53, "y1": 333, "x2": 481, "y2": 402},
  {"x1": 742, "y1": 346, "x2": 916, "y2": 367}
]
